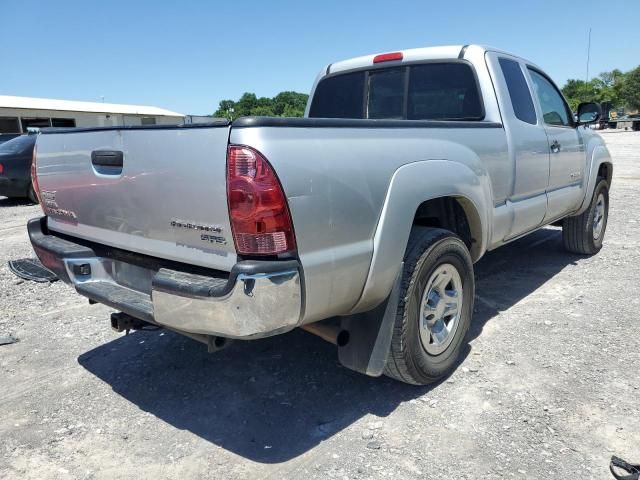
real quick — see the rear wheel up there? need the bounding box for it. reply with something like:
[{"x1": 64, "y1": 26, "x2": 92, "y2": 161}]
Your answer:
[
  {"x1": 384, "y1": 227, "x2": 474, "y2": 385},
  {"x1": 562, "y1": 178, "x2": 609, "y2": 255},
  {"x1": 27, "y1": 183, "x2": 39, "y2": 204}
]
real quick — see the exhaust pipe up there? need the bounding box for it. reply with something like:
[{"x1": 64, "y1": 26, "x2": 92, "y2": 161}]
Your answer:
[
  {"x1": 110, "y1": 312, "x2": 230, "y2": 353},
  {"x1": 301, "y1": 322, "x2": 350, "y2": 347}
]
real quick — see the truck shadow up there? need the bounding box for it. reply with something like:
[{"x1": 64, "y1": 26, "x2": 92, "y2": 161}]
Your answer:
[
  {"x1": 78, "y1": 226, "x2": 580, "y2": 463},
  {"x1": 78, "y1": 328, "x2": 429, "y2": 463},
  {"x1": 469, "y1": 226, "x2": 581, "y2": 342}
]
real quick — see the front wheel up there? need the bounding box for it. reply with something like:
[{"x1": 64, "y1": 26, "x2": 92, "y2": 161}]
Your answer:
[
  {"x1": 562, "y1": 178, "x2": 609, "y2": 255},
  {"x1": 384, "y1": 227, "x2": 474, "y2": 385}
]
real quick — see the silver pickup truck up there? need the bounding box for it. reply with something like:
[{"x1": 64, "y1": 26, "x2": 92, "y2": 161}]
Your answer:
[{"x1": 29, "y1": 45, "x2": 612, "y2": 385}]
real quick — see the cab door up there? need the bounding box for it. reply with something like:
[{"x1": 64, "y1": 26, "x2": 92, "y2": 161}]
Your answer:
[
  {"x1": 526, "y1": 68, "x2": 585, "y2": 221},
  {"x1": 485, "y1": 52, "x2": 550, "y2": 240}
]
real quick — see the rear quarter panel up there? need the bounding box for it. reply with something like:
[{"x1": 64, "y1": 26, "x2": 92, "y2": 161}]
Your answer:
[{"x1": 231, "y1": 125, "x2": 506, "y2": 322}]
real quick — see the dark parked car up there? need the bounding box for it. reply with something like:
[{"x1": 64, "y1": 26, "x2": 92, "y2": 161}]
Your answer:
[
  {"x1": 0, "y1": 133, "x2": 21, "y2": 145},
  {"x1": 0, "y1": 134, "x2": 38, "y2": 203}
]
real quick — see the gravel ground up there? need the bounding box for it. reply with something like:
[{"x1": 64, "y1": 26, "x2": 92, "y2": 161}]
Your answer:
[{"x1": 0, "y1": 131, "x2": 638, "y2": 480}]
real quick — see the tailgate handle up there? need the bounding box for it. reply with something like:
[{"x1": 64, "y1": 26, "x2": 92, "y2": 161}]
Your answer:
[{"x1": 91, "y1": 150, "x2": 123, "y2": 168}]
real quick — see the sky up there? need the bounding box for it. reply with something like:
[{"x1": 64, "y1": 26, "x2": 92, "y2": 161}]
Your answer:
[{"x1": 1, "y1": 0, "x2": 639, "y2": 115}]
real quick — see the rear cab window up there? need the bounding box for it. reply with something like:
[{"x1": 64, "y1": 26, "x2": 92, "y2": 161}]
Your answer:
[
  {"x1": 308, "y1": 72, "x2": 364, "y2": 118},
  {"x1": 367, "y1": 68, "x2": 405, "y2": 119},
  {"x1": 309, "y1": 62, "x2": 484, "y2": 121},
  {"x1": 408, "y1": 63, "x2": 483, "y2": 120}
]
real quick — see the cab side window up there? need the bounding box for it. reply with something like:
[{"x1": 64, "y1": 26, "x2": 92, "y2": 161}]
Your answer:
[
  {"x1": 527, "y1": 68, "x2": 573, "y2": 127},
  {"x1": 498, "y1": 58, "x2": 537, "y2": 125}
]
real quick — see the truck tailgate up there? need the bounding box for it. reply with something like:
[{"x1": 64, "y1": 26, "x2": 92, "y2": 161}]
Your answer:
[{"x1": 35, "y1": 124, "x2": 237, "y2": 271}]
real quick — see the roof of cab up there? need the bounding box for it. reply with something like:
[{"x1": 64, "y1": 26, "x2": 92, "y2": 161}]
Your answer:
[
  {"x1": 326, "y1": 44, "x2": 528, "y2": 75},
  {"x1": 328, "y1": 45, "x2": 467, "y2": 75}
]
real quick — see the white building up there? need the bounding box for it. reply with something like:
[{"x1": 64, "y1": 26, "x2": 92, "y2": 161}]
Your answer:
[{"x1": 0, "y1": 95, "x2": 185, "y2": 135}]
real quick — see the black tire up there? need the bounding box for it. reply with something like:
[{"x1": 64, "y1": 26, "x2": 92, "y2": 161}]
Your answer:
[
  {"x1": 562, "y1": 178, "x2": 609, "y2": 255},
  {"x1": 27, "y1": 183, "x2": 39, "y2": 204},
  {"x1": 384, "y1": 227, "x2": 474, "y2": 385}
]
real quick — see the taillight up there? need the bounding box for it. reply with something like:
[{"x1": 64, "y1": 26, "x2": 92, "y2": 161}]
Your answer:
[
  {"x1": 0, "y1": 163, "x2": 4, "y2": 175},
  {"x1": 373, "y1": 52, "x2": 403, "y2": 63},
  {"x1": 227, "y1": 145, "x2": 296, "y2": 256},
  {"x1": 31, "y1": 144, "x2": 42, "y2": 205}
]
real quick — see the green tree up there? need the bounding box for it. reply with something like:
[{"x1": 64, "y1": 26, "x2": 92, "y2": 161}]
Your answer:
[
  {"x1": 282, "y1": 104, "x2": 305, "y2": 117},
  {"x1": 562, "y1": 79, "x2": 593, "y2": 110},
  {"x1": 561, "y1": 69, "x2": 631, "y2": 112},
  {"x1": 593, "y1": 69, "x2": 626, "y2": 106},
  {"x1": 235, "y1": 93, "x2": 259, "y2": 116},
  {"x1": 213, "y1": 91, "x2": 309, "y2": 119},
  {"x1": 620, "y1": 66, "x2": 640, "y2": 111},
  {"x1": 273, "y1": 91, "x2": 308, "y2": 116},
  {"x1": 215, "y1": 99, "x2": 236, "y2": 119},
  {"x1": 251, "y1": 105, "x2": 276, "y2": 116},
  {"x1": 599, "y1": 69, "x2": 624, "y2": 89}
]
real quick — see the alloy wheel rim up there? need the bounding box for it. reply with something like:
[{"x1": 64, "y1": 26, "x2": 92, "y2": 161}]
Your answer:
[
  {"x1": 419, "y1": 263, "x2": 463, "y2": 355},
  {"x1": 593, "y1": 193, "x2": 606, "y2": 241}
]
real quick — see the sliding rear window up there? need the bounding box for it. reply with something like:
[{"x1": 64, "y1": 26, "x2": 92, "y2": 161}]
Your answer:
[
  {"x1": 367, "y1": 68, "x2": 405, "y2": 119},
  {"x1": 309, "y1": 62, "x2": 483, "y2": 120}
]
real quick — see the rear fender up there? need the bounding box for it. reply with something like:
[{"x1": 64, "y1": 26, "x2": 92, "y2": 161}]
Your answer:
[{"x1": 349, "y1": 156, "x2": 491, "y2": 314}]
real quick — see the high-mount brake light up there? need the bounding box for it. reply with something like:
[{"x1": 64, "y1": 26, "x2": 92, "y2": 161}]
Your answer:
[
  {"x1": 373, "y1": 52, "x2": 403, "y2": 63},
  {"x1": 227, "y1": 145, "x2": 296, "y2": 256}
]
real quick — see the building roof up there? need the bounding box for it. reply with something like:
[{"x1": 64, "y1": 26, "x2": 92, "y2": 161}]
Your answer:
[{"x1": 0, "y1": 95, "x2": 184, "y2": 117}]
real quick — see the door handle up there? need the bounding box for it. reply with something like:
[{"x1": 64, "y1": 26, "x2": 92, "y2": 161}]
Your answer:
[
  {"x1": 91, "y1": 150, "x2": 123, "y2": 168},
  {"x1": 91, "y1": 150, "x2": 123, "y2": 175},
  {"x1": 550, "y1": 140, "x2": 561, "y2": 154}
]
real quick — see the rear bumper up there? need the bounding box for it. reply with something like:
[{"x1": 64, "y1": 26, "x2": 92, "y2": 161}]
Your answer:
[
  {"x1": 28, "y1": 217, "x2": 303, "y2": 339},
  {"x1": 0, "y1": 177, "x2": 29, "y2": 198}
]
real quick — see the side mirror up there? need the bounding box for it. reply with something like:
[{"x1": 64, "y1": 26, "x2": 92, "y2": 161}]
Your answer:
[{"x1": 576, "y1": 102, "x2": 602, "y2": 126}]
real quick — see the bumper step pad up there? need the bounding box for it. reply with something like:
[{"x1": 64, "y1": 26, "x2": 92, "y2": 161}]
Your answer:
[{"x1": 76, "y1": 281, "x2": 153, "y2": 323}]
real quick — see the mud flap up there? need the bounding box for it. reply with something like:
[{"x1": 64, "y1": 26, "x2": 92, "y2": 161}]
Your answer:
[{"x1": 337, "y1": 264, "x2": 403, "y2": 377}]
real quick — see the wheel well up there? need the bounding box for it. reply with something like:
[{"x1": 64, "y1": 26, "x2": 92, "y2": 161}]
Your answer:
[
  {"x1": 598, "y1": 162, "x2": 612, "y2": 185},
  {"x1": 412, "y1": 196, "x2": 482, "y2": 260}
]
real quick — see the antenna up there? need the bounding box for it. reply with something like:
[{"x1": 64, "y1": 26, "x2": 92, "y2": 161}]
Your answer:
[{"x1": 586, "y1": 27, "x2": 592, "y2": 82}]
